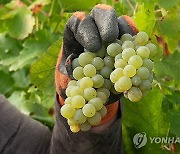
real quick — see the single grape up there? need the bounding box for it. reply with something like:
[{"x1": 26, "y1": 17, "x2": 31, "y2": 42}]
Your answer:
[
  {"x1": 104, "y1": 56, "x2": 114, "y2": 69},
  {"x1": 148, "y1": 73, "x2": 153, "y2": 82},
  {"x1": 120, "y1": 33, "x2": 133, "y2": 42},
  {"x1": 70, "y1": 125, "x2": 80, "y2": 133},
  {"x1": 135, "y1": 32, "x2": 149, "y2": 46},
  {"x1": 68, "y1": 80, "x2": 77, "y2": 86},
  {"x1": 100, "y1": 67, "x2": 112, "y2": 79},
  {"x1": 101, "y1": 79, "x2": 112, "y2": 90},
  {"x1": 73, "y1": 67, "x2": 84, "y2": 80},
  {"x1": 114, "y1": 59, "x2": 127, "y2": 68},
  {"x1": 142, "y1": 59, "x2": 154, "y2": 71},
  {"x1": 97, "y1": 88, "x2": 110, "y2": 98},
  {"x1": 82, "y1": 104, "x2": 96, "y2": 117},
  {"x1": 96, "y1": 92, "x2": 107, "y2": 103},
  {"x1": 114, "y1": 76, "x2": 132, "y2": 92},
  {"x1": 88, "y1": 97, "x2": 103, "y2": 111},
  {"x1": 92, "y1": 74, "x2": 104, "y2": 88},
  {"x1": 128, "y1": 55, "x2": 143, "y2": 69},
  {"x1": 145, "y1": 43, "x2": 157, "y2": 57},
  {"x1": 78, "y1": 52, "x2": 93, "y2": 66},
  {"x1": 133, "y1": 40, "x2": 139, "y2": 47},
  {"x1": 136, "y1": 46, "x2": 150, "y2": 59},
  {"x1": 96, "y1": 46, "x2": 106, "y2": 58},
  {"x1": 128, "y1": 87, "x2": 142, "y2": 102},
  {"x1": 131, "y1": 75, "x2": 142, "y2": 86},
  {"x1": 80, "y1": 121, "x2": 91, "y2": 131},
  {"x1": 115, "y1": 53, "x2": 122, "y2": 61},
  {"x1": 70, "y1": 86, "x2": 84, "y2": 97},
  {"x1": 123, "y1": 65, "x2": 136, "y2": 77},
  {"x1": 67, "y1": 118, "x2": 77, "y2": 126},
  {"x1": 73, "y1": 109, "x2": 87, "y2": 124},
  {"x1": 84, "y1": 87, "x2": 96, "y2": 101},
  {"x1": 122, "y1": 41, "x2": 134, "y2": 50},
  {"x1": 92, "y1": 57, "x2": 104, "y2": 70},
  {"x1": 65, "y1": 86, "x2": 74, "y2": 97},
  {"x1": 71, "y1": 95, "x2": 85, "y2": 109},
  {"x1": 107, "y1": 43, "x2": 122, "y2": 57},
  {"x1": 136, "y1": 67, "x2": 150, "y2": 80},
  {"x1": 79, "y1": 77, "x2": 93, "y2": 89},
  {"x1": 110, "y1": 68, "x2": 124, "y2": 83},
  {"x1": 60, "y1": 104, "x2": 76, "y2": 119},
  {"x1": 64, "y1": 97, "x2": 72, "y2": 104},
  {"x1": 139, "y1": 80, "x2": 152, "y2": 91},
  {"x1": 98, "y1": 106, "x2": 107, "y2": 118},
  {"x1": 83, "y1": 64, "x2": 96, "y2": 77},
  {"x1": 87, "y1": 112, "x2": 101, "y2": 126},
  {"x1": 122, "y1": 48, "x2": 136, "y2": 61},
  {"x1": 72, "y1": 58, "x2": 80, "y2": 69}
]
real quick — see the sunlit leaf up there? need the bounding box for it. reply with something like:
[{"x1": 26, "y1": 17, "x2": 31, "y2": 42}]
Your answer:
[{"x1": 134, "y1": 3, "x2": 155, "y2": 36}]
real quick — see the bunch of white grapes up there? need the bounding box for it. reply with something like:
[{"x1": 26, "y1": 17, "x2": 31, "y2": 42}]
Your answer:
[
  {"x1": 109, "y1": 32, "x2": 157, "y2": 102},
  {"x1": 60, "y1": 31, "x2": 157, "y2": 133}
]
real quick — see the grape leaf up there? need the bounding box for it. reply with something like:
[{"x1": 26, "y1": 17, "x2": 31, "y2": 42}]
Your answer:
[
  {"x1": 168, "y1": 110, "x2": 180, "y2": 136},
  {"x1": 122, "y1": 87, "x2": 169, "y2": 153},
  {"x1": 0, "y1": 0, "x2": 11, "y2": 4},
  {"x1": 163, "y1": 91, "x2": 180, "y2": 136},
  {"x1": 134, "y1": 3, "x2": 155, "y2": 36},
  {"x1": 156, "y1": 9, "x2": 180, "y2": 52},
  {"x1": 0, "y1": 33, "x2": 22, "y2": 66},
  {"x1": 0, "y1": 70, "x2": 14, "y2": 94},
  {"x1": 5, "y1": 8, "x2": 35, "y2": 39},
  {"x1": 30, "y1": 38, "x2": 62, "y2": 94},
  {"x1": 113, "y1": 2, "x2": 128, "y2": 16},
  {"x1": 0, "y1": 1, "x2": 35, "y2": 39},
  {"x1": 8, "y1": 30, "x2": 59, "y2": 71},
  {"x1": 58, "y1": 0, "x2": 101, "y2": 11},
  {"x1": 154, "y1": 51, "x2": 180, "y2": 86},
  {"x1": 156, "y1": 10, "x2": 180, "y2": 40},
  {"x1": 157, "y1": 0, "x2": 179, "y2": 10},
  {"x1": 12, "y1": 69, "x2": 30, "y2": 88}
]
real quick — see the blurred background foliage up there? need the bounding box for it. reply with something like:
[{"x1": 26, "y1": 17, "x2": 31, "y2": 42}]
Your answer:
[{"x1": 0, "y1": 0, "x2": 180, "y2": 153}]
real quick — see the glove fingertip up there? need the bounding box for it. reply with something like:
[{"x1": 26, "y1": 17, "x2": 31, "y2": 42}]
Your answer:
[
  {"x1": 118, "y1": 16, "x2": 139, "y2": 38},
  {"x1": 122, "y1": 15, "x2": 139, "y2": 34}
]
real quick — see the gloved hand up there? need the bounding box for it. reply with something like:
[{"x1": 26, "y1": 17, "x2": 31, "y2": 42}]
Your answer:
[
  {"x1": 55, "y1": 3, "x2": 138, "y2": 124},
  {"x1": 52, "y1": 4, "x2": 138, "y2": 154}
]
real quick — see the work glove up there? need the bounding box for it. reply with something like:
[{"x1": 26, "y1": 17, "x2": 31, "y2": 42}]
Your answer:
[{"x1": 52, "y1": 4, "x2": 138, "y2": 154}]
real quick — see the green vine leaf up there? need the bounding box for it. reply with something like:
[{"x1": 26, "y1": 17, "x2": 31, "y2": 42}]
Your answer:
[
  {"x1": 0, "y1": 0, "x2": 35, "y2": 39},
  {"x1": 30, "y1": 38, "x2": 62, "y2": 95},
  {"x1": 154, "y1": 51, "x2": 180, "y2": 86},
  {"x1": 134, "y1": 3, "x2": 155, "y2": 36},
  {"x1": 8, "y1": 30, "x2": 59, "y2": 71}
]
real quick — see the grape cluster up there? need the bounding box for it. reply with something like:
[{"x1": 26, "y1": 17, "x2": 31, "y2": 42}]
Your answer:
[
  {"x1": 61, "y1": 51, "x2": 110, "y2": 133},
  {"x1": 60, "y1": 31, "x2": 157, "y2": 133},
  {"x1": 109, "y1": 32, "x2": 157, "y2": 102}
]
